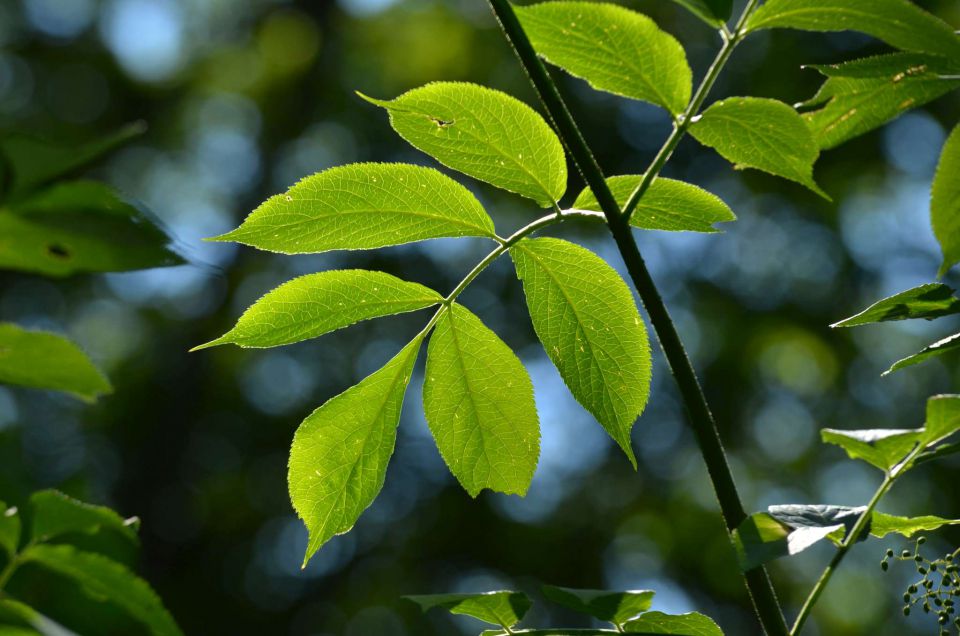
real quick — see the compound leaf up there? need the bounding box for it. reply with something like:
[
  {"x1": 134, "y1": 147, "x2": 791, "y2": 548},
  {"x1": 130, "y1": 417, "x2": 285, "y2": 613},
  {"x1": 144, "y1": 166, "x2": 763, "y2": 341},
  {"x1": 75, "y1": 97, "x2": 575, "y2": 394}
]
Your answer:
[
  {"x1": 28, "y1": 490, "x2": 139, "y2": 547},
  {"x1": 422, "y1": 304, "x2": 540, "y2": 497},
  {"x1": 0, "y1": 180, "x2": 183, "y2": 277},
  {"x1": 690, "y1": 97, "x2": 826, "y2": 197},
  {"x1": 289, "y1": 338, "x2": 421, "y2": 565},
  {"x1": 194, "y1": 270, "x2": 441, "y2": 350},
  {"x1": 573, "y1": 175, "x2": 736, "y2": 233},
  {"x1": 871, "y1": 512, "x2": 960, "y2": 539},
  {"x1": 404, "y1": 591, "x2": 532, "y2": 629},
  {"x1": 832, "y1": 283, "x2": 960, "y2": 327},
  {"x1": 884, "y1": 332, "x2": 960, "y2": 375},
  {"x1": 799, "y1": 53, "x2": 960, "y2": 150},
  {"x1": 624, "y1": 611, "x2": 724, "y2": 636},
  {"x1": 511, "y1": 238, "x2": 650, "y2": 467},
  {"x1": 515, "y1": 2, "x2": 692, "y2": 114},
  {"x1": 746, "y1": 0, "x2": 960, "y2": 59},
  {"x1": 360, "y1": 82, "x2": 566, "y2": 207},
  {"x1": 21, "y1": 544, "x2": 182, "y2": 636},
  {"x1": 541, "y1": 585, "x2": 654, "y2": 628},
  {"x1": 821, "y1": 428, "x2": 921, "y2": 471},
  {"x1": 211, "y1": 163, "x2": 496, "y2": 254},
  {"x1": 933, "y1": 124, "x2": 960, "y2": 277},
  {"x1": 668, "y1": 0, "x2": 732, "y2": 26},
  {"x1": 0, "y1": 323, "x2": 111, "y2": 402}
]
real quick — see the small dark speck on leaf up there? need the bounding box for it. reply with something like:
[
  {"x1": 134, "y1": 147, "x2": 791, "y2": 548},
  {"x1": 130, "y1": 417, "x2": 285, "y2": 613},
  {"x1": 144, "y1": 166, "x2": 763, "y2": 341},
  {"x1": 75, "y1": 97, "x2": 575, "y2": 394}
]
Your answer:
[
  {"x1": 429, "y1": 117, "x2": 455, "y2": 128},
  {"x1": 46, "y1": 244, "x2": 71, "y2": 259}
]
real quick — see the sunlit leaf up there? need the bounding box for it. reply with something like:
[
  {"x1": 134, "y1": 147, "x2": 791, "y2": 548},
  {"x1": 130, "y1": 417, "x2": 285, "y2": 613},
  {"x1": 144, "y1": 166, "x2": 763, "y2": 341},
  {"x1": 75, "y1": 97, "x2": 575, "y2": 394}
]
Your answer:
[
  {"x1": 871, "y1": 512, "x2": 960, "y2": 539},
  {"x1": 289, "y1": 338, "x2": 421, "y2": 565},
  {"x1": 922, "y1": 394, "x2": 960, "y2": 445},
  {"x1": 820, "y1": 428, "x2": 921, "y2": 471},
  {"x1": 28, "y1": 490, "x2": 139, "y2": 547},
  {"x1": 624, "y1": 611, "x2": 725, "y2": 636},
  {"x1": 22, "y1": 544, "x2": 182, "y2": 636},
  {"x1": 210, "y1": 163, "x2": 497, "y2": 254},
  {"x1": 884, "y1": 332, "x2": 960, "y2": 375},
  {"x1": 746, "y1": 0, "x2": 960, "y2": 59},
  {"x1": 832, "y1": 283, "x2": 960, "y2": 327},
  {"x1": 361, "y1": 82, "x2": 567, "y2": 207},
  {"x1": 515, "y1": 1, "x2": 692, "y2": 114},
  {"x1": 0, "y1": 323, "x2": 111, "y2": 402},
  {"x1": 404, "y1": 591, "x2": 532, "y2": 629},
  {"x1": 572, "y1": 175, "x2": 735, "y2": 233},
  {"x1": 422, "y1": 304, "x2": 540, "y2": 497},
  {"x1": 933, "y1": 124, "x2": 960, "y2": 277},
  {"x1": 689, "y1": 97, "x2": 827, "y2": 197},
  {"x1": 511, "y1": 238, "x2": 650, "y2": 467},
  {"x1": 193, "y1": 270, "x2": 441, "y2": 350},
  {"x1": 541, "y1": 585, "x2": 654, "y2": 628},
  {"x1": 799, "y1": 53, "x2": 960, "y2": 150},
  {"x1": 0, "y1": 181, "x2": 183, "y2": 277}
]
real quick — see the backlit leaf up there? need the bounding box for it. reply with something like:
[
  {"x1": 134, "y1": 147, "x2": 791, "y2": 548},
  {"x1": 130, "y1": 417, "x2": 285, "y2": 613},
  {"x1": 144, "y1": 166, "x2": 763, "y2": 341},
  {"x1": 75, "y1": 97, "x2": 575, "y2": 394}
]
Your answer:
[
  {"x1": 194, "y1": 270, "x2": 441, "y2": 350},
  {"x1": 821, "y1": 428, "x2": 921, "y2": 471},
  {"x1": 404, "y1": 591, "x2": 532, "y2": 629},
  {"x1": 933, "y1": 124, "x2": 960, "y2": 277},
  {"x1": 832, "y1": 283, "x2": 960, "y2": 327},
  {"x1": 689, "y1": 97, "x2": 827, "y2": 197},
  {"x1": 515, "y1": 2, "x2": 692, "y2": 114},
  {"x1": 541, "y1": 585, "x2": 654, "y2": 628},
  {"x1": 746, "y1": 0, "x2": 960, "y2": 59},
  {"x1": 210, "y1": 163, "x2": 496, "y2": 254},
  {"x1": 624, "y1": 611, "x2": 725, "y2": 636},
  {"x1": 871, "y1": 512, "x2": 960, "y2": 538},
  {"x1": 668, "y1": 0, "x2": 732, "y2": 26},
  {"x1": 922, "y1": 394, "x2": 960, "y2": 446},
  {"x1": 0, "y1": 323, "x2": 111, "y2": 402},
  {"x1": 572, "y1": 175, "x2": 736, "y2": 233},
  {"x1": 884, "y1": 332, "x2": 960, "y2": 375},
  {"x1": 289, "y1": 338, "x2": 421, "y2": 565},
  {"x1": 422, "y1": 304, "x2": 540, "y2": 497},
  {"x1": 511, "y1": 238, "x2": 650, "y2": 466},
  {"x1": 360, "y1": 82, "x2": 566, "y2": 207},
  {"x1": 28, "y1": 490, "x2": 139, "y2": 547},
  {"x1": 799, "y1": 53, "x2": 960, "y2": 150}
]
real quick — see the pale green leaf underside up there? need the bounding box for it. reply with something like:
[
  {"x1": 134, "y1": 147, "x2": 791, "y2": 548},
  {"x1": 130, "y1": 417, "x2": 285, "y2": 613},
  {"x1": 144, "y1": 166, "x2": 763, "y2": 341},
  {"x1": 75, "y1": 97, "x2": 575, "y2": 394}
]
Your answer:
[
  {"x1": 22, "y1": 544, "x2": 182, "y2": 636},
  {"x1": 690, "y1": 97, "x2": 827, "y2": 198},
  {"x1": 289, "y1": 338, "x2": 420, "y2": 565},
  {"x1": 29, "y1": 490, "x2": 139, "y2": 547},
  {"x1": 405, "y1": 591, "x2": 532, "y2": 628},
  {"x1": 515, "y1": 1, "x2": 692, "y2": 115},
  {"x1": 832, "y1": 283, "x2": 960, "y2": 327},
  {"x1": 511, "y1": 238, "x2": 650, "y2": 467},
  {"x1": 668, "y1": 0, "x2": 732, "y2": 26},
  {"x1": 799, "y1": 53, "x2": 960, "y2": 150},
  {"x1": 194, "y1": 270, "x2": 441, "y2": 350},
  {"x1": 541, "y1": 585, "x2": 654, "y2": 628},
  {"x1": 210, "y1": 163, "x2": 496, "y2": 254},
  {"x1": 361, "y1": 82, "x2": 567, "y2": 207},
  {"x1": 871, "y1": 512, "x2": 960, "y2": 538},
  {"x1": 933, "y1": 124, "x2": 960, "y2": 277},
  {"x1": 746, "y1": 0, "x2": 960, "y2": 59},
  {"x1": 573, "y1": 175, "x2": 736, "y2": 233},
  {"x1": 820, "y1": 428, "x2": 921, "y2": 471},
  {"x1": 0, "y1": 323, "x2": 111, "y2": 402},
  {"x1": 884, "y1": 332, "x2": 960, "y2": 375},
  {"x1": 624, "y1": 611, "x2": 724, "y2": 636},
  {"x1": 422, "y1": 304, "x2": 540, "y2": 497}
]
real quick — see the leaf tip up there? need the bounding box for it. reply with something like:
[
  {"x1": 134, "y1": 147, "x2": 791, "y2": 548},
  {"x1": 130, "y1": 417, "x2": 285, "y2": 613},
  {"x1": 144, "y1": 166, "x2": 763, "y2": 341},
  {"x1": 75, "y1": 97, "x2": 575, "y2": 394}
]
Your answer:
[
  {"x1": 356, "y1": 91, "x2": 389, "y2": 108},
  {"x1": 189, "y1": 337, "x2": 227, "y2": 353}
]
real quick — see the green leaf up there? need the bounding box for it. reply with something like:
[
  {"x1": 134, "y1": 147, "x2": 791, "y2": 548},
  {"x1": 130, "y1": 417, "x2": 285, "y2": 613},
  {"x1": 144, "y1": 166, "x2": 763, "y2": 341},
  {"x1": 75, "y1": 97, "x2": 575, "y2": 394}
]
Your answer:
[
  {"x1": 21, "y1": 544, "x2": 182, "y2": 636},
  {"x1": 933, "y1": 124, "x2": 960, "y2": 278},
  {"x1": 422, "y1": 304, "x2": 540, "y2": 497},
  {"x1": 624, "y1": 611, "x2": 724, "y2": 636},
  {"x1": 572, "y1": 175, "x2": 736, "y2": 233},
  {"x1": 0, "y1": 324, "x2": 111, "y2": 402},
  {"x1": 820, "y1": 428, "x2": 921, "y2": 471},
  {"x1": 360, "y1": 82, "x2": 567, "y2": 207},
  {"x1": 514, "y1": 2, "x2": 692, "y2": 115},
  {"x1": 689, "y1": 98, "x2": 827, "y2": 198},
  {"x1": 799, "y1": 53, "x2": 960, "y2": 150},
  {"x1": 922, "y1": 394, "x2": 960, "y2": 445},
  {"x1": 0, "y1": 180, "x2": 183, "y2": 277},
  {"x1": 0, "y1": 600, "x2": 79, "y2": 636},
  {"x1": 541, "y1": 585, "x2": 654, "y2": 628},
  {"x1": 289, "y1": 338, "x2": 420, "y2": 565},
  {"x1": 745, "y1": 0, "x2": 960, "y2": 59},
  {"x1": 884, "y1": 332, "x2": 960, "y2": 375},
  {"x1": 404, "y1": 591, "x2": 532, "y2": 629},
  {"x1": 511, "y1": 238, "x2": 650, "y2": 467},
  {"x1": 27, "y1": 490, "x2": 139, "y2": 547},
  {"x1": 0, "y1": 502, "x2": 19, "y2": 557},
  {"x1": 916, "y1": 440, "x2": 960, "y2": 465},
  {"x1": 870, "y1": 512, "x2": 960, "y2": 539},
  {"x1": 193, "y1": 270, "x2": 442, "y2": 350},
  {"x1": 0, "y1": 123, "x2": 144, "y2": 198},
  {"x1": 831, "y1": 283, "x2": 960, "y2": 327},
  {"x1": 668, "y1": 0, "x2": 732, "y2": 26},
  {"x1": 210, "y1": 163, "x2": 496, "y2": 254}
]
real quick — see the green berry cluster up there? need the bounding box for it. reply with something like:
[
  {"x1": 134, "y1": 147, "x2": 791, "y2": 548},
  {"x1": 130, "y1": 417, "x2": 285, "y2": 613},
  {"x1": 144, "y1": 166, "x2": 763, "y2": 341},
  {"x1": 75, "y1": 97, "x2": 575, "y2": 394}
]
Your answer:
[{"x1": 882, "y1": 537, "x2": 960, "y2": 634}]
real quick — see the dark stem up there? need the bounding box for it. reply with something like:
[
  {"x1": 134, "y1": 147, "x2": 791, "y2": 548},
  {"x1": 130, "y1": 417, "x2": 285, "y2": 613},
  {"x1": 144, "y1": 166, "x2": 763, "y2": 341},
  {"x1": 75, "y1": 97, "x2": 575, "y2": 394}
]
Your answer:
[{"x1": 485, "y1": 1, "x2": 787, "y2": 634}]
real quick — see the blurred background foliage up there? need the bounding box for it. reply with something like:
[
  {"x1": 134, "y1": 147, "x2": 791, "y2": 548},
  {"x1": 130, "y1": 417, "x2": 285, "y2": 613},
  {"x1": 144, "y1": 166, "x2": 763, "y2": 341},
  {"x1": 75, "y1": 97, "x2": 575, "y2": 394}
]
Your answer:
[{"x1": 1, "y1": 0, "x2": 959, "y2": 634}]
